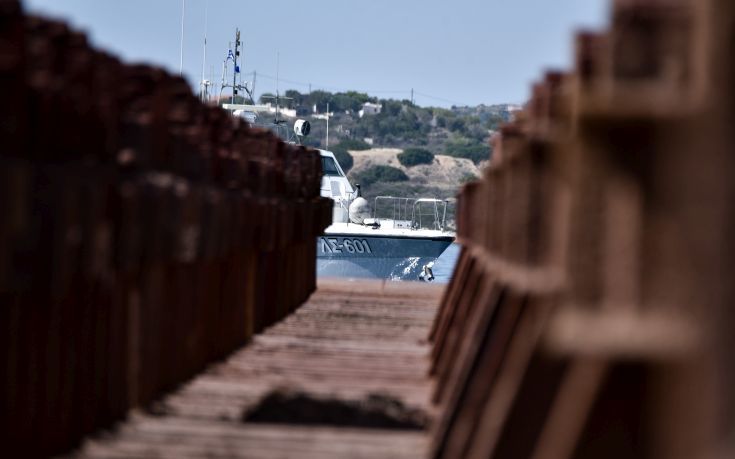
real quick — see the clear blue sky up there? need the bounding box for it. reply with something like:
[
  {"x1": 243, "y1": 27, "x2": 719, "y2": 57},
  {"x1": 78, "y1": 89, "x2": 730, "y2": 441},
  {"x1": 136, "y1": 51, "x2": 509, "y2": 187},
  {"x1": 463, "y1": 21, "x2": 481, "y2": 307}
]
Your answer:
[{"x1": 24, "y1": 0, "x2": 609, "y2": 107}]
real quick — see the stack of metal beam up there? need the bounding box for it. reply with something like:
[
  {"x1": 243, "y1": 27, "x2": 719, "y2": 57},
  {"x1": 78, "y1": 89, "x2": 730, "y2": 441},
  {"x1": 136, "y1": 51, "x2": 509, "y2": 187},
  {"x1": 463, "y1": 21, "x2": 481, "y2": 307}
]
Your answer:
[
  {"x1": 429, "y1": 0, "x2": 735, "y2": 457},
  {"x1": 0, "y1": 1, "x2": 332, "y2": 456}
]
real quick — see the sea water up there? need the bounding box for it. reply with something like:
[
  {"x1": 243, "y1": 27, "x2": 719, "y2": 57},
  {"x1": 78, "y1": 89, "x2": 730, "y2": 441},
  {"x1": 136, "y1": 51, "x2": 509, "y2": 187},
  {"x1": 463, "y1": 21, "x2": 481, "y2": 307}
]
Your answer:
[
  {"x1": 316, "y1": 242, "x2": 461, "y2": 283},
  {"x1": 432, "y1": 243, "x2": 461, "y2": 284}
]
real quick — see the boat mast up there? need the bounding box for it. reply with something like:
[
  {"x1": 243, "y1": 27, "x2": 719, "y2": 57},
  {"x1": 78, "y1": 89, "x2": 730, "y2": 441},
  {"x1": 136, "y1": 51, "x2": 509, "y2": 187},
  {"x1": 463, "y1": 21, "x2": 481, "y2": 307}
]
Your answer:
[
  {"x1": 219, "y1": 28, "x2": 255, "y2": 108},
  {"x1": 231, "y1": 28, "x2": 240, "y2": 105}
]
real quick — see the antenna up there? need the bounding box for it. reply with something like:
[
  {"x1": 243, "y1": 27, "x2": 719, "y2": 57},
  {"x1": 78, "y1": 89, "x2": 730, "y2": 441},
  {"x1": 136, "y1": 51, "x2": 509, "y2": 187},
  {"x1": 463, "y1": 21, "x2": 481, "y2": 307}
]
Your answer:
[
  {"x1": 200, "y1": 0, "x2": 208, "y2": 100},
  {"x1": 219, "y1": 28, "x2": 256, "y2": 109},
  {"x1": 231, "y1": 28, "x2": 240, "y2": 105},
  {"x1": 261, "y1": 52, "x2": 293, "y2": 124},
  {"x1": 276, "y1": 52, "x2": 280, "y2": 94},
  {"x1": 179, "y1": 0, "x2": 185, "y2": 76},
  {"x1": 210, "y1": 64, "x2": 214, "y2": 95},
  {"x1": 219, "y1": 41, "x2": 229, "y2": 102}
]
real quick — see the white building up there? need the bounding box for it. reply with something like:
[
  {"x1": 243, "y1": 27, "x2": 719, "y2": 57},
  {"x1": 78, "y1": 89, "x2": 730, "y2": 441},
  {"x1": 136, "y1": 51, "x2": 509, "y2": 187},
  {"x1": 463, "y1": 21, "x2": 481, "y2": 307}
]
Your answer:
[{"x1": 358, "y1": 102, "x2": 382, "y2": 118}]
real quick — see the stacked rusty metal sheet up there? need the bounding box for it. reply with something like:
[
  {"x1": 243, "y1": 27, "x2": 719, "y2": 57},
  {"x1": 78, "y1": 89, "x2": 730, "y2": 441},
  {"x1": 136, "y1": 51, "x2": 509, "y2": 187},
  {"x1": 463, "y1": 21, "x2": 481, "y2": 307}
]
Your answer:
[
  {"x1": 429, "y1": 0, "x2": 735, "y2": 458},
  {"x1": 0, "y1": 1, "x2": 332, "y2": 456}
]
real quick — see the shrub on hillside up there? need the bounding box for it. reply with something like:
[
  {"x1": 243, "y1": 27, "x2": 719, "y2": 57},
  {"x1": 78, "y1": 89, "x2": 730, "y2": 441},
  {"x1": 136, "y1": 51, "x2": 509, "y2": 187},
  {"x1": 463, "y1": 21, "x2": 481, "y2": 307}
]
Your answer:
[
  {"x1": 353, "y1": 165, "x2": 409, "y2": 187},
  {"x1": 397, "y1": 148, "x2": 435, "y2": 167},
  {"x1": 444, "y1": 141, "x2": 491, "y2": 164},
  {"x1": 330, "y1": 146, "x2": 354, "y2": 173},
  {"x1": 336, "y1": 139, "x2": 371, "y2": 151},
  {"x1": 460, "y1": 172, "x2": 478, "y2": 184}
]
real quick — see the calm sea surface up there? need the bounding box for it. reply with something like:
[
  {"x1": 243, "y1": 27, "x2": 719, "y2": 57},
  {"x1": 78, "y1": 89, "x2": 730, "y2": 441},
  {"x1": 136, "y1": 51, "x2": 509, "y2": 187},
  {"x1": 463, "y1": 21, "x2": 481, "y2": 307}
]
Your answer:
[{"x1": 432, "y1": 243, "x2": 461, "y2": 283}]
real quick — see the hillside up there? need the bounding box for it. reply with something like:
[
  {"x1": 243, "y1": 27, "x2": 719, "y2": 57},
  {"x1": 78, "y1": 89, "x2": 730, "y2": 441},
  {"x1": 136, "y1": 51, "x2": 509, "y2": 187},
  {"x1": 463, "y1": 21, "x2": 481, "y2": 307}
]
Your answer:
[
  {"x1": 256, "y1": 89, "x2": 518, "y2": 164},
  {"x1": 348, "y1": 148, "x2": 480, "y2": 193},
  {"x1": 249, "y1": 89, "x2": 518, "y2": 211},
  {"x1": 340, "y1": 148, "x2": 482, "y2": 229}
]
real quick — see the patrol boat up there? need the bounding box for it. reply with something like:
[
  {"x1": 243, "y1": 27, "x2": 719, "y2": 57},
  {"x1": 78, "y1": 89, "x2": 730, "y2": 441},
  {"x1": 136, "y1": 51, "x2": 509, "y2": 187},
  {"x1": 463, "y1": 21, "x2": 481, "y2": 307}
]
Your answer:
[
  {"x1": 222, "y1": 101, "x2": 454, "y2": 280},
  {"x1": 317, "y1": 150, "x2": 455, "y2": 280}
]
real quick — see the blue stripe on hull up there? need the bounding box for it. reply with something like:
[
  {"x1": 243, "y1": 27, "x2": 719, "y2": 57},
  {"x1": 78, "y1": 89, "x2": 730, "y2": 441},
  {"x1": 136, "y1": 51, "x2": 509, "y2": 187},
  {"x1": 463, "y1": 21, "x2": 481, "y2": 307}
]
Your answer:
[{"x1": 316, "y1": 235, "x2": 453, "y2": 280}]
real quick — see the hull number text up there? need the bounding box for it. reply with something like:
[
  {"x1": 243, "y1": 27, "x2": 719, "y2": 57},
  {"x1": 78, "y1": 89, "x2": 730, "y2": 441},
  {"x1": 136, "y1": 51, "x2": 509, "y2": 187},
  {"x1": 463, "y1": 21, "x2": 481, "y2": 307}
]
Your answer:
[{"x1": 320, "y1": 238, "x2": 372, "y2": 254}]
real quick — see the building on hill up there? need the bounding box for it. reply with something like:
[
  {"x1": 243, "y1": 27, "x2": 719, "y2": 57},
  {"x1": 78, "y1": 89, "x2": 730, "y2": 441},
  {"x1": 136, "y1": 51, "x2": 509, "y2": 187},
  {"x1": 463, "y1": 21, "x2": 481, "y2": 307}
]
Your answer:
[{"x1": 359, "y1": 102, "x2": 382, "y2": 118}]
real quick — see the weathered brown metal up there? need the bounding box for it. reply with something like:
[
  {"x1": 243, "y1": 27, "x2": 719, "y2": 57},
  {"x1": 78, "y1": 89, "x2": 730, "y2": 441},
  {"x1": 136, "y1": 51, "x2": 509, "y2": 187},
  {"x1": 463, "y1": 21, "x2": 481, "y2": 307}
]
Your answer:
[
  {"x1": 60, "y1": 280, "x2": 442, "y2": 459},
  {"x1": 429, "y1": 0, "x2": 735, "y2": 457},
  {"x1": 0, "y1": 2, "x2": 332, "y2": 456}
]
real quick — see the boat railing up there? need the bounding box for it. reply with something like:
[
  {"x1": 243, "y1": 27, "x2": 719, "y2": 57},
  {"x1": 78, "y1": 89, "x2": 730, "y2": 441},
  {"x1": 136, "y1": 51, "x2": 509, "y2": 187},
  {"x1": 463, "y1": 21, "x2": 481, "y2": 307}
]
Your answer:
[{"x1": 372, "y1": 196, "x2": 448, "y2": 232}]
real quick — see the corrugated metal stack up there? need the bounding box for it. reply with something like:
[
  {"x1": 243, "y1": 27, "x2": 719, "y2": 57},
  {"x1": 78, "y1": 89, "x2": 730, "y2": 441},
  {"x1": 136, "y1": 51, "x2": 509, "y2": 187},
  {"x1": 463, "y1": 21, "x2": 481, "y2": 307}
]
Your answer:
[
  {"x1": 429, "y1": 0, "x2": 735, "y2": 458},
  {"x1": 0, "y1": 1, "x2": 332, "y2": 456}
]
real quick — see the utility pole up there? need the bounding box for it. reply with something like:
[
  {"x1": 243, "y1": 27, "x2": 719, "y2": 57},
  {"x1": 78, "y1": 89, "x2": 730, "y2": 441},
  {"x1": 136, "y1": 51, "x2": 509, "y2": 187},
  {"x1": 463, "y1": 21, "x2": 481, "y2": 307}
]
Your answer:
[
  {"x1": 231, "y1": 28, "x2": 241, "y2": 104},
  {"x1": 411, "y1": 88, "x2": 414, "y2": 105},
  {"x1": 252, "y1": 70, "x2": 257, "y2": 100},
  {"x1": 275, "y1": 52, "x2": 280, "y2": 122},
  {"x1": 326, "y1": 102, "x2": 330, "y2": 149}
]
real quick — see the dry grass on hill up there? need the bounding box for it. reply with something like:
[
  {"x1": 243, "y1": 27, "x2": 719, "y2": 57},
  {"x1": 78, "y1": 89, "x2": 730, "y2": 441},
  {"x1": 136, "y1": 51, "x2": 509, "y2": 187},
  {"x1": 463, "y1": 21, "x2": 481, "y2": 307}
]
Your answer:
[{"x1": 347, "y1": 148, "x2": 482, "y2": 190}]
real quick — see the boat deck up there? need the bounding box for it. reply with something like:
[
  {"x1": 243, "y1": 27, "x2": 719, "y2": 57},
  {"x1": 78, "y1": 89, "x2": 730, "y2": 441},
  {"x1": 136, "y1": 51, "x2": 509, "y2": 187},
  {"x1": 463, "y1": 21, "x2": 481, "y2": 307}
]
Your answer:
[{"x1": 71, "y1": 280, "x2": 444, "y2": 459}]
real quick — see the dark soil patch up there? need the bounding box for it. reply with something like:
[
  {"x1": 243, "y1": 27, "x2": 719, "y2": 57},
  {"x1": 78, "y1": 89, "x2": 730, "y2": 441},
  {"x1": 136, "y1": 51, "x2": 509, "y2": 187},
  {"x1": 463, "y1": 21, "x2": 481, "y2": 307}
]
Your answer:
[{"x1": 242, "y1": 389, "x2": 428, "y2": 430}]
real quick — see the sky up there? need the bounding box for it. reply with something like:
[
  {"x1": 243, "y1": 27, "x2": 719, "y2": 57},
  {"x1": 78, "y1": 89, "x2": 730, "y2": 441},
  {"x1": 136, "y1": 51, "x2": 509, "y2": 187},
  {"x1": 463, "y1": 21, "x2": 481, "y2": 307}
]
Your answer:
[{"x1": 24, "y1": 0, "x2": 610, "y2": 107}]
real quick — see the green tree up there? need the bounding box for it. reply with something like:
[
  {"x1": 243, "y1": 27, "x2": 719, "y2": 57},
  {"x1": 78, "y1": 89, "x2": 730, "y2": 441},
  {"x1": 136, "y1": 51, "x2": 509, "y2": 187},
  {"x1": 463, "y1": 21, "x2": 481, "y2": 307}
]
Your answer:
[
  {"x1": 344, "y1": 91, "x2": 372, "y2": 104},
  {"x1": 334, "y1": 91, "x2": 371, "y2": 112},
  {"x1": 398, "y1": 148, "x2": 435, "y2": 167},
  {"x1": 258, "y1": 92, "x2": 275, "y2": 104},
  {"x1": 337, "y1": 139, "x2": 371, "y2": 151},
  {"x1": 448, "y1": 117, "x2": 467, "y2": 134},
  {"x1": 444, "y1": 137, "x2": 491, "y2": 164},
  {"x1": 486, "y1": 113, "x2": 506, "y2": 131},
  {"x1": 460, "y1": 172, "x2": 478, "y2": 184},
  {"x1": 284, "y1": 89, "x2": 305, "y2": 106},
  {"x1": 330, "y1": 146, "x2": 354, "y2": 173},
  {"x1": 306, "y1": 90, "x2": 333, "y2": 112},
  {"x1": 353, "y1": 165, "x2": 409, "y2": 186},
  {"x1": 381, "y1": 100, "x2": 403, "y2": 116}
]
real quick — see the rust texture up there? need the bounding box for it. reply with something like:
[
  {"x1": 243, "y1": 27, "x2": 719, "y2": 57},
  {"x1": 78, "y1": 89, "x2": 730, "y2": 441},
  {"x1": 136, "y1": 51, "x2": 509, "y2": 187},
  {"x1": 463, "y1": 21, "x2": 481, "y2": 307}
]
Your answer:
[
  {"x1": 0, "y1": 1, "x2": 332, "y2": 456},
  {"x1": 430, "y1": 0, "x2": 735, "y2": 458},
  {"x1": 71, "y1": 280, "x2": 443, "y2": 459}
]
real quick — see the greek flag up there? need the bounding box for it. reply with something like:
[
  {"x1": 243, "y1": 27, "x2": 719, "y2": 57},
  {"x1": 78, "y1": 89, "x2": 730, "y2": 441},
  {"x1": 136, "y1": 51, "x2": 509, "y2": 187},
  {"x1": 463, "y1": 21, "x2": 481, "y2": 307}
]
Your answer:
[{"x1": 226, "y1": 49, "x2": 235, "y2": 62}]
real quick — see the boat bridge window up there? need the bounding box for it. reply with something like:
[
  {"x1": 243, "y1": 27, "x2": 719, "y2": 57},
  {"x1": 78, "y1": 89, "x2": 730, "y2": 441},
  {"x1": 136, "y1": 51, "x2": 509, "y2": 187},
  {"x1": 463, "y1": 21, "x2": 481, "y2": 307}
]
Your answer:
[{"x1": 321, "y1": 157, "x2": 343, "y2": 177}]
